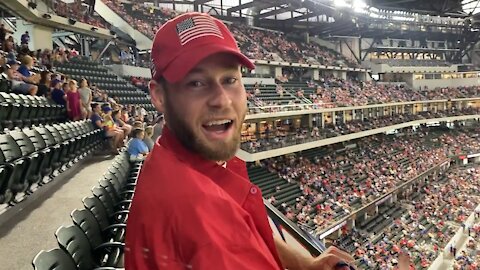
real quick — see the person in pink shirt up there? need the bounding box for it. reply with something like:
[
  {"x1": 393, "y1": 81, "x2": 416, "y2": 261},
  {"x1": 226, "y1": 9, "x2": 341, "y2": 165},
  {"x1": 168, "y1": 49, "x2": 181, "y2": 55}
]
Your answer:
[{"x1": 66, "y1": 80, "x2": 82, "y2": 121}]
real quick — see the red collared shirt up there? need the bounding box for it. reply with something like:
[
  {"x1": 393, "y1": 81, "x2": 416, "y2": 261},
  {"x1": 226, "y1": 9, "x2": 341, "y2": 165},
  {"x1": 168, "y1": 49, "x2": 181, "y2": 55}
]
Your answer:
[{"x1": 125, "y1": 127, "x2": 283, "y2": 269}]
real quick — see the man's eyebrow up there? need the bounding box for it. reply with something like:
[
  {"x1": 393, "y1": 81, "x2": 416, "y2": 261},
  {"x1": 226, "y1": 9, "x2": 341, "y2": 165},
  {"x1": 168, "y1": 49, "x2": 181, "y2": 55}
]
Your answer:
[{"x1": 188, "y1": 65, "x2": 240, "y2": 75}]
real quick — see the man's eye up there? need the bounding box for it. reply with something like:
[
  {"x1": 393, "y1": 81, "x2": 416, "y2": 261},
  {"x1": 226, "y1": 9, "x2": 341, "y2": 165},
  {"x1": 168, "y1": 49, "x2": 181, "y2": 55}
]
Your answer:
[
  {"x1": 226, "y1": 78, "x2": 237, "y2": 84},
  {"x1": 189, "y1": 81, "x2": 203, "y2": 87}
]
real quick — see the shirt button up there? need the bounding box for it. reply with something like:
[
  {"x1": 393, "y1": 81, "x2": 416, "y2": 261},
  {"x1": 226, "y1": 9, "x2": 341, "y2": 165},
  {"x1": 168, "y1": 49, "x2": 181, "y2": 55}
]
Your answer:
[{"x1": 250, "y1": 186, "x2": 258, "y2": 194}]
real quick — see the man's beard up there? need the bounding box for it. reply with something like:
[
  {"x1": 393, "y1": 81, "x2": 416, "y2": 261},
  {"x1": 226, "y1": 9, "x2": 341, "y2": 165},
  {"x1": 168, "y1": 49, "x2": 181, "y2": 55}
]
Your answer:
[{"x1": 164, "y1": 99, "x2": 245, "y2": 161}]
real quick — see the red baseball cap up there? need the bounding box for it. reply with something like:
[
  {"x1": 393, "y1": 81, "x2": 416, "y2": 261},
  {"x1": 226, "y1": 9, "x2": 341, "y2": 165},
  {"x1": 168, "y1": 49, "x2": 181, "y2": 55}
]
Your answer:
[{"x1": 150, "y1": 12, "x2": 255, "y2": 83}]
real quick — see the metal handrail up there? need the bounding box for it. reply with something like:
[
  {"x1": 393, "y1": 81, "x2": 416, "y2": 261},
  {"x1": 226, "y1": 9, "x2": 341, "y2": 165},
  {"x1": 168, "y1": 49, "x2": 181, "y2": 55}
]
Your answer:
[{"x1": 264, "y1": 199, "x2": 325, "y2": 256}]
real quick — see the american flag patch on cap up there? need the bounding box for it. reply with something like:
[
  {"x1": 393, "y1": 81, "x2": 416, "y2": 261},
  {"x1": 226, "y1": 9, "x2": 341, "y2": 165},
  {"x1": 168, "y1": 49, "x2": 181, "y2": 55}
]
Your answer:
[{"x1": 176, "y1": 16, "x2": 224, "y2": 45}]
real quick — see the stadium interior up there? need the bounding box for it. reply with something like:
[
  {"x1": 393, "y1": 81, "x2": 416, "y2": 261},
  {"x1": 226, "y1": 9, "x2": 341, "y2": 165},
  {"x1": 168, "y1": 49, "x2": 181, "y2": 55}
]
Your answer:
[{"x1": 0, "y1": 0, "x2": 479, "y2": 269}]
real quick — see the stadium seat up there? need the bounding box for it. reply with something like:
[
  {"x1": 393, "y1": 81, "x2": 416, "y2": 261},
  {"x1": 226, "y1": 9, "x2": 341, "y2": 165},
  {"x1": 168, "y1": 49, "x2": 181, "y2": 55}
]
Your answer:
[
  {"x1": 71, "y1": 209, "x2": 124, "y2": 267},
  {"x1": 0, "y1": 133, "x2": 30, "y2": 203},
  {"x1": 0, "y1": 92, "x2": 20, "y2": 130},
  {"x1": 54, "y1": 225, "x2": 121, "y2": 270},
  {"x1": 32, "y1": 248, "x2": 78, "y2": 270},
  {"x1": 22, "y1": 128, "x2": 54, "y2": 179},
  {"x1": 8, "y1": 130, "x2": 43, "y2": 189},
  {"x1": 91, "y1": 186, "x2": 130, "y2": 222},
  {"x1": 82, "y1": 196, "x2": 127, "y2": 242},
  {"x1": 33, "y1": 126, "x2": 62, "y2": 171}
]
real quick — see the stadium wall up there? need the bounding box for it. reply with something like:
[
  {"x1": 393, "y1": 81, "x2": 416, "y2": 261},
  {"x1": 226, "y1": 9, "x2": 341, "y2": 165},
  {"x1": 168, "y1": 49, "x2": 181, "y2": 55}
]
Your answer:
[
  {"x1": 14, "y1": 19, "x2": 53, "y2": 51},
  {"x1": 371, "y1": 64, "x2": 457, "y2": 74},
  {"x1": 412, "y1": 77, "x2": 480, "y2": 90}
]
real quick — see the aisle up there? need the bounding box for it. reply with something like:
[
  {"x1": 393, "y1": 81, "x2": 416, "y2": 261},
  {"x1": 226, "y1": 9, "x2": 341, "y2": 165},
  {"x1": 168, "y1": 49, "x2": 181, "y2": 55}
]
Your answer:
[{"x1": 0, "y1": 156, "x2": 115, "y2": 270}]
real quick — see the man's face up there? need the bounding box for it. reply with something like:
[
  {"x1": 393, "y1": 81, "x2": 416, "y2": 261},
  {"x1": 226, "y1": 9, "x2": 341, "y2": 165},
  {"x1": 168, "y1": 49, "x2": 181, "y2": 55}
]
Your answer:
[{"x1": 151, "y1": 53, "x2": 247, "y2": 161}]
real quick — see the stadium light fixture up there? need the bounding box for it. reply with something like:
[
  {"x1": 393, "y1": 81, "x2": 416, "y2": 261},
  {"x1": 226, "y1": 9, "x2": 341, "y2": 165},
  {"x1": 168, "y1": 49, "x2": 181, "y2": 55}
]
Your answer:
[
  {"x1": 42, "y1": 13, "x2": 51, "y2": 19},
  {"x1": 353, "y1": 0, "x2": 367, "y2": 12},
  {"x1": 334, "y1": 0, "x2": 349, "y2": 8}
]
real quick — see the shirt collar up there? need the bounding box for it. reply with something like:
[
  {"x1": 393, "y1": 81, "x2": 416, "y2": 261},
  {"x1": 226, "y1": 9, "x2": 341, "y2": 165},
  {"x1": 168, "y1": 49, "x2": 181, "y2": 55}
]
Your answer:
[{"x1": 156, "y1": 126, "x2": 252, "y2": 205}]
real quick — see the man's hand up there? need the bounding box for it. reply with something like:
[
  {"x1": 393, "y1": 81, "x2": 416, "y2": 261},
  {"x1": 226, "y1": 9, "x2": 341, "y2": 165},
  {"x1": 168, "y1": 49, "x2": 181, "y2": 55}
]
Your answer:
[
  {"x1": 274, "y1": 236, "x2": 355, "y2": 270},
  {"x1": 307, "y1": 246, "x2": 355, "y2": 270}
]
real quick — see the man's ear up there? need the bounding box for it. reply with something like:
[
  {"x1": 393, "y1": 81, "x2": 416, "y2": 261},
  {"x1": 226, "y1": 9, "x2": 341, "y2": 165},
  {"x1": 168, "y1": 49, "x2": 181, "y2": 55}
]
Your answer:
[{"x1": 149, "y1": 79, "x2": 166, "y2": 113}]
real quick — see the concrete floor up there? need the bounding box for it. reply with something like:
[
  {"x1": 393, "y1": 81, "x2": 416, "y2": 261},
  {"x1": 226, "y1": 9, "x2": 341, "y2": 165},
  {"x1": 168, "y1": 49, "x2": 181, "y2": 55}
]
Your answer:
[{"x1": 0, "y1": 156, "x2": 115, "y2": 270}]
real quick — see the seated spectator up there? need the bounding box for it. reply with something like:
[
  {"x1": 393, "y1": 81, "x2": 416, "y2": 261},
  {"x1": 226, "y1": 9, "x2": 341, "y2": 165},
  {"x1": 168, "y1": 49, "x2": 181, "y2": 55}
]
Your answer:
[
  {"x1": 143, "y1": 125, "x2": 154, "y2": 151},
  {"x1": 37, "y1": 70, "x2": 51, "y2": 97},
  {"x1": 112, "y1": 109, "x2": 132, "y2": 137},
  {"x1": 8, "y1": 58, "x2": 38, "y2": 96},
  {"x1": 127, "y1": 127, "x2": 149, "y2": 162},
  {"x1": 91, "y1": 103, "x2": 124, "y2": 154},
  {"x1": 50, "y1": 79, "x2": 66, "y2": 106},
  {"x1": 133, "y1": 120, "x2": 144, "y2": 129}
]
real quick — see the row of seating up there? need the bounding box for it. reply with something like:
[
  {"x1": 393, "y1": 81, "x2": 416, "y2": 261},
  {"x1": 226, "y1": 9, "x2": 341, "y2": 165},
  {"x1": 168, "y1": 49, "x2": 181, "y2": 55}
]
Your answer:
[
  {"x1": 32, "y1": 153, "x2": 141, "y2": 270},
  {"x1": 0, "y1": 120, "x2": 102, "y2": 208},
  {"x1": 0, "y1": 92, "x2": 66, "y2": 130},
  {"x1": 55, "y1": 67, "x2": 115, "y2": 79},
  {"x1": 56, "y1": 58, "x2": 155, "y2": 111}
]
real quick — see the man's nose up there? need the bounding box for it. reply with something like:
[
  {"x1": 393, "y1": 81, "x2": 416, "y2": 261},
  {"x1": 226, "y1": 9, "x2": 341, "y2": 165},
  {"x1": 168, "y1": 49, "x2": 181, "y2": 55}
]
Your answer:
[{"x1": 207, "y1": 82, "x2": 232, "y2": 108}]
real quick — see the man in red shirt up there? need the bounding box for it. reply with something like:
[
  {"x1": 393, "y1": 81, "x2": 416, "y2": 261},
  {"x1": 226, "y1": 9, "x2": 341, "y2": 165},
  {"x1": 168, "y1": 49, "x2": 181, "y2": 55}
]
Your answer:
[{"x1": 125, "y1": 12, "x2": 354, "y2": 270}]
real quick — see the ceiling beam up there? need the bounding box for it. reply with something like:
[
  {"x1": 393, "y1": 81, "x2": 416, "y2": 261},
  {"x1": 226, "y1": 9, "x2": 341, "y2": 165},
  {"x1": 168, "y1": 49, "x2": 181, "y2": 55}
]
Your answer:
[
  {"x1": 194, "y1": 0, "x2": 212, "y2": 4},
  {"x1": 284, "y1": 12, "x2": 316, "y2": 22},
  {"x1": 256, "y1": 6, "x2": 292, "y2": 18},
  {"x1": 227, "y1": 1, "x2": 256, "y2": 14},
  {"x1": 156, "y1": 0, "x2": 196, "y2": 4}
]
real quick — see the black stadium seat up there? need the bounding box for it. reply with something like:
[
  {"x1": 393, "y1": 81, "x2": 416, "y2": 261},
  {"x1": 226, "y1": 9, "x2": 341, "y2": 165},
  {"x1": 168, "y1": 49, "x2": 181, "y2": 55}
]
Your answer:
[
  {"x1": 8, "y1": 130, "x2": 43, "y2": 189},
  {"x1": 0, "y1": 121, "x2": 102, "y2": 205},
  {"x1": 32, "y1": 248, "x2": 78, "y2": 270},
  {"x1": 55, "y1": 225, "x2": 120, "y2": 270},
  {"x1": 83, "y1": 196, "x2": 126, "y2": 241},
  {"x1": 23, "y1": 128, "x2": 54, "y2": 178},
  {"x1": 71, "y1": 208, "x2": 124, "y2": 266},
  {"x1": 33, "y1": 152, "x2": 141, "y2": 269},
  {"x1": 0, "y1": 91, "x2": 66, "y2": 130},
  {"x1": 0, "y1": 92, "x2": 20, "y2": 130},
  {"x1": 33, "y1": 126, "x2": 63, "y2": 172},
  {"x1": 45, "y1": 125, "x2": 71, "y2": 166},
  {"x1": 0, "y1": 133, "x2": 29, "y2": 203}
]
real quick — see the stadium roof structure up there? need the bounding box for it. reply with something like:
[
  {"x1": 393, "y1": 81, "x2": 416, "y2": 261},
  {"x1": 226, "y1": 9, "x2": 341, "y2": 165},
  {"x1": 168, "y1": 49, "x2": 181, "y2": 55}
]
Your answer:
[
  {"x1": 158, "y1": 0, "x2": 479, "y2": 39},
  {"x1": 371, "y1": 0, "x2": 467, "y2": 17},
  {"x1": 157, "y1": 0, "x2": 480, "y2": 63}
]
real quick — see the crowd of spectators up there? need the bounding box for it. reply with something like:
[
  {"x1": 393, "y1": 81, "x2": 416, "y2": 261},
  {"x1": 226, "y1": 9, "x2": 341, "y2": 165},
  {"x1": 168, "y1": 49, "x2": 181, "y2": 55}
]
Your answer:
[
  {"x1": 101, "y1": 0, "x2": 177, "y2": 39},
  {"x1": 255, "y1": 128, "x2": 480, "y2": 269},
  {"x1": 454, "y1": 217, "x2": 480, "y2": 269},
  {"x1": 52, "y1": 0, "x2": 108, "y2": 29},
  {"x1": 241, "y1": 107, "x2": 480, "y2": 153},
  {"x1": 262, "y1": 129, "x2": 452, "y2": 232},
  {"x1": 419, "y1": 86, "x2": 480, "y2": 100},
  {"x1": 0, "y1": 24, "x2": 161, "y2": 159},
  {"x1": 98, "y1": 2, "x2": 357, "y2": 67},
  {"x1": 228, "y1": 24, "x2": 355, "y2": 66},
  {"x1": 308, "y1": 78, "x2": 424, "y2": 107},
  {"x1": 243, "y1": 77, "x2": 480, "y2": 114},
  {"x1": 341, "y1": 165, "x2": 480, "y2": 269}
]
